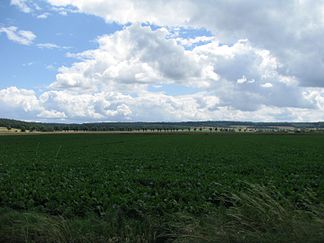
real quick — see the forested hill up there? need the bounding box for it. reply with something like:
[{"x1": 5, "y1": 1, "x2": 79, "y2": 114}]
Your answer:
[{"x1": 0, "y1": 118, "x2": 324, "y2": 132}]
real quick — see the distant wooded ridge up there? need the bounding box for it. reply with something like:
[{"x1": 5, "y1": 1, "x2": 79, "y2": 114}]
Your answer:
[{"x1": 1, "y1": 118, "x2": 324, "y2": 132}]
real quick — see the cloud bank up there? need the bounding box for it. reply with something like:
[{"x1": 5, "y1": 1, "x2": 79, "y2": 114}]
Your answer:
[{"x1": 1, "y1": 1, "x2": 324, "y2": 122}]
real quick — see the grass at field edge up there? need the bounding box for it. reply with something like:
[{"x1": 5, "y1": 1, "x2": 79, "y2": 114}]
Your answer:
[{"x1": 1, "y1": 183, "x2": 323, "y2": 243}]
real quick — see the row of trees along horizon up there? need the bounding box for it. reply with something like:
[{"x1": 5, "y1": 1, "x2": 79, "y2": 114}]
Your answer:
[{"x1": 1, "y1": 118, "x2": 324, "y2": 132}]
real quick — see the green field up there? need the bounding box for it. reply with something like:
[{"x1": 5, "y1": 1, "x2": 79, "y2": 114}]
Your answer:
[{"x1": 1, "y1": 134, "x2": 323, "y2": 242}]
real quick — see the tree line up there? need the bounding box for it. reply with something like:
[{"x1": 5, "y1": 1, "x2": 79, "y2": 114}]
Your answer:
[{"x1": 0, "y1": 118, "x2": 323, "y2": 132}]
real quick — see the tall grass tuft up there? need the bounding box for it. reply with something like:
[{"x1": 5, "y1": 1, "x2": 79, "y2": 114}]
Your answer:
[
  {"x1": 174, "y1": 183, "x2": 324, "y2": 242},
  {"x1": 0, "y1": 208, "x2": 71, "y2": 243}
]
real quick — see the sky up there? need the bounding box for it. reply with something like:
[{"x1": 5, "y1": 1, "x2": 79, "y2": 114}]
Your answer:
[{"x1": 1, "y1": 0, "x2": 324, "y2": 123}]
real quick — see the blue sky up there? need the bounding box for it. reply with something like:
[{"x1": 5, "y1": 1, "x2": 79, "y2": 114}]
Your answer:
[
  {"x1": 0, "y1": 0, "x2": 121, "y2": 91},
  {"x1": 1, "y1": 0, "x2": 324, "y2": 122}
]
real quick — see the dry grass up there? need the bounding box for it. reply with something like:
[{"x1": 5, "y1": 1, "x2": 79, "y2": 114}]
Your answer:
[{"x1": 173, "y1": 183, "x2": 324, "y2": 243}]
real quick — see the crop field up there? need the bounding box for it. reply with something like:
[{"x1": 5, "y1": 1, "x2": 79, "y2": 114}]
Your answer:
[{"x1": 1, "y1": 133, "x2": 324, "y2": 242}]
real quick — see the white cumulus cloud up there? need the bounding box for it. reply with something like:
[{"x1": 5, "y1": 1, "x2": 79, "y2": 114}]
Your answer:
[
  {"x1": 46, "y1": 0, "x2": 324, "y2": 88},
  {"x1": 2, "y1": 24, "x2": 324, "y2": 122},
  {"x1": 50, "y1": 25, "x2": 215, "y2": 92}
]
